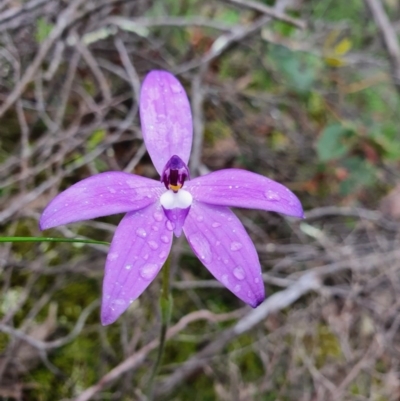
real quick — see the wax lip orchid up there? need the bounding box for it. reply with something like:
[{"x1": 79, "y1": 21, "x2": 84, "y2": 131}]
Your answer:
[{"x1": 40, "y1": 70, "x2": 304, "y2": 325}]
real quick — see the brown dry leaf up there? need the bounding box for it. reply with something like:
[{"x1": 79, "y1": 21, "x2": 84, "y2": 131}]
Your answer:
[{"x1": 379, "y1": 184, "x2": 400, "y2": 220}]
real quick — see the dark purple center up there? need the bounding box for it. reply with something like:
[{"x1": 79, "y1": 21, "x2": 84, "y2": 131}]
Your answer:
[{"x1": 161, "y1": 155, "x2": 190, "y2": 192}]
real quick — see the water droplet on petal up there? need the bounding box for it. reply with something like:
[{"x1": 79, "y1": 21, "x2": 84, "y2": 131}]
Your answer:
[
  {"x1": 196, "y1": 215, "x2": 204, "y2": 222},
  {"x1": 215, "y1": 241, "x2": 221, "y2": 246},
  {"x1": 139, "y1": 264, "x2": 158, "y2": 280},
  {"x1": 159, "y1": 250, "x2": 167, "y2": 259},
  {"x1": 166, "y1": 220, "x2": 175, "y2": 231},
  {"x1": 254, "y1": 277, "x2": 260, "y2": 284},
  {"x1": 136, "y1": 227, "x2": 147, "y2": 238},
  {"x1": 221, "y1": 274, "x2": 229, "y2": 285},
  {"x1": 148, "y1": 240, "x2": 159, "y2": 250},
  {"x1": 114, "y1": 299, "x2": 126, "y2": 306},
  {"x1": 126, "y1": 179, "x2": 137, "y2": 188},
  {"x1": 108, "y1": 187, "x2": 116, "y2": 194},
  {"x1": 211, "y1": 222, "x2": 221, "y2": 228},
  {"x1": 143, "y1": 254, "x2": 149, "y2": 260},
  {"x1": 233, "y1": 267, "x2": 245, "y2": 280},
  {"x1": 233, "y1": 284, "x2": 241, "y2": 293},
  {"x1": 125, "y1": 264, "x2": 132, "y2": 270},
  {"x1": 152, "y1": 225, "x2": 159, "y2": 231},
  {"x1": 108, "y1": 252, "x2": 119, "y2": 261},
  {"x1": 160, "y1": 235, "x2": 170, "y2": 244},
  {"x1": 153, "y1": 211, "x2": 163, "y2": 222},
  {"x1": 170, "y1": 83, "x2": 182, "y2": 93},
  {"x1": 188, "y1": 233, "x2": 212, "y2": 263},
  {"x1": 264, "y1": 190, "x2": 281, "y2": 201},
  {"x1": 230, "y1": 242, "x2": 243, "y2": 251}
]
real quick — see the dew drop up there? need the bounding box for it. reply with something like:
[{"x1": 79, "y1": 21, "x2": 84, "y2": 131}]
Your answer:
[
  {"x1": 196, "y1": 215, "x2": 204, "y2": 222},
  {"x1": 125, "y1": 264, "x2": 132, "y2": 270},
  {"x1": 166, "y1": 220, "x2": 175, "y2": 231},
  {"x1": 114, "y1": 299, "x2": 126, "y2": 306},
  {"x1": 254, "y1": 277, "x2": 260, "y2": 284},
  {"x1": 221, "y1": 274, "x2": 229, "y2": 285},
  {"x1": 230, "y1": 242, "x2": 243, "y2": 251},
  {"x1": 148, "y1": 240, "x2": 159, "y2": 250},
  {"x1": 233, "y1": 284, "x2": 241, "y2": 293},
  {"x1": 211, "y1": 222, "x2": 221, "y2": 228},
  {"x1": 159, "y1": 250, "x2": 167, "y2": 259},
  {"x1": 233, "y1": 267, "x2": 246, "y2": 280},
  {"x1": 153, "y1": 211, "x2": 163, "y2": 222},
  {"x1": 143, "y1": 254, "x2": 149, "y2": 260},
  {"x1": 139, "y1": 264, "x2": 158, "y2": 280},
  {"x1": 152, "y1": 225, "x2": 159, "y2": 232},
  {"x1": 264, "y1": 190, "x2": 281, "y2": 201},
  {"x1": 160, "y1": 235, "x2": 170, "y2": 244},
  {"x1": 108, "y1": 187, "x2": 116, "y2": 194},
  {"x1": 126, "y1": 179, "x2": 137, "y2": 188},
  {"x1": 170, "y1": 83, "x2": 182, "y2": 93},
  {"x1": 108, "y1": 252, "x2": 119, "y2": 261},
  {"x1": 136, "y1": 227, "x2": 147, "y2": 238},
  {"x1": 188, "y1": 233, "x2": 212, "y2": 263},
  {"x1": 215, "y1": 241, "x2": 221, "y2": 246}
]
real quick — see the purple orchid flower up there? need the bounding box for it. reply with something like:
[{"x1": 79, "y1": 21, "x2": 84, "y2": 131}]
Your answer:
[{"x1": 40, "y1": 70, "x2": 303, "y2": 325}]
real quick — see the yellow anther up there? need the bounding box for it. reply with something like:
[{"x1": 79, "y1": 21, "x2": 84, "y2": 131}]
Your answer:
[{"x1": 169, "y1": 184, "x2": 182, "y2": 192}]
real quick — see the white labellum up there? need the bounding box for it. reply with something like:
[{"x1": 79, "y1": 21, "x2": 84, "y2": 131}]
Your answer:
[{"x1": 160, "y1": 189, "x2": 193, "y2": 210}]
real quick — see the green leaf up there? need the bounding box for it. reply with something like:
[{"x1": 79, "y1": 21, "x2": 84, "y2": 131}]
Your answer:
[
  {"x1": 269, "y1": 45, "x2": 318, "y2": 94},
  {"x1": 35, "y1": 18, "x2": 54, "y2": 43},
  {"x1": 87, "y1": 129, "x2": 106, "y2": 152},
  {"x1": 316, "y1": 124, "x2": 351, "y2": 162},
  {"x1": 339, "y1": 157, "x2": 377, "y2": 195}
]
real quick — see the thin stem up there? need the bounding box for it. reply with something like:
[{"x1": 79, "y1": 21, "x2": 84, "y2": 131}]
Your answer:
[
  {"x1": 0, "y1": 236, "x2": 109, "y2": 245},
  {"x1": 146, "y1": 256, "x2": 173, "y2": 400}
]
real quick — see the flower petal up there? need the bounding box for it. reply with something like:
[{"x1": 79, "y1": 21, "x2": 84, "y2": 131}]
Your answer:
[
  {"x1": 183, "y1": 201, "x2": 265, "y2": 307},
  {"x1": 101, "y1": 202, "x2": 173, "y2": 325},
  {"x1": 186, "y1": 169, "x2": 303, "y2": 218},
  {"x1": 40, "y1": 172, "x2": 163, "y2": 230},
  {"x1": 140, "y1": 70, "x2": 192, "y2": 175},
  {"x1": 163, "y1": 206, "x2": 190, "y2": 237}
]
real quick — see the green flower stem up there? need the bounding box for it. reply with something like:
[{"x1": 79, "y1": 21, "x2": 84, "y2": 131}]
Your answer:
[
  {"x1": 147, "y1": 256, "x2": 173, "y2": 400},
  {"x1": 0, "y1": 236, "x2": 109, "y2": 245}
]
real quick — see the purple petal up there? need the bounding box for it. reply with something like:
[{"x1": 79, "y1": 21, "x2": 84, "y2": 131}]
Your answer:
[
  {"x1": 183, "y1": 201, "x2": 265, "y2": 307},
  {"x1": 186, "y1": 169, "x2": 303, "y2": 218},
  {"x1": 162, "y1": 206, "x2": 190, "y2": 237},
  {"x1": 40, "y1": 172, "x2": 163, "y2": 230},
  {"x1": 140, "y1": 70, "x2": 192, "y2": 175},
  {"x1": 101, "y1": 202, "x2": 173, "y2": 325}
]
